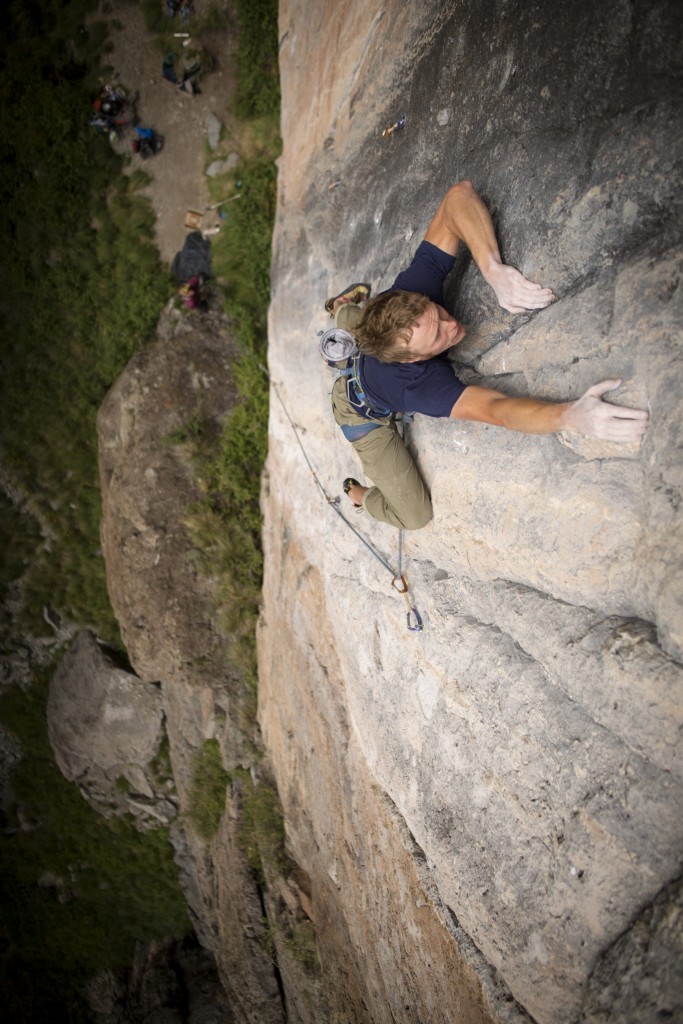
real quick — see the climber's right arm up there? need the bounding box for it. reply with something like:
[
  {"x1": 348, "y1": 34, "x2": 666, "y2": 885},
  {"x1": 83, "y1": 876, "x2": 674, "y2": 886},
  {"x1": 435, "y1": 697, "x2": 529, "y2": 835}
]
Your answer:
[{"x1": 450, "y1": 379, "x2": 649, "y2": 442}]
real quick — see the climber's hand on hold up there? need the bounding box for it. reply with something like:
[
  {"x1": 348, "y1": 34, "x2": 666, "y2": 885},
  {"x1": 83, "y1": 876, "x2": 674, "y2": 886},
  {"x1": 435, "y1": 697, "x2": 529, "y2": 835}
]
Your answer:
[
  {"x1": 485, "y1": 260, "x2": 556, "y2": 314},
  {"x1": 561, "y1": 379, "x2": 649, "y2": 442}
]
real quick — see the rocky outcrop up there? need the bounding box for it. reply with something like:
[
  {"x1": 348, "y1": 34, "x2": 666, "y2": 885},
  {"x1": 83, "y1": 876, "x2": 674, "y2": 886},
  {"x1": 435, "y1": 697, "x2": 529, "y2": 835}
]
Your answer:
[
  {"x1": 258, "y1": 1, "x2": 683, "y2": 1022},
  {"x1": 85, "y1": 935, "x2": 233, "y2": 1024},
  {"x1": 47, "y1": 630, "x2": 175, "y2": 828},
  {"x1": 97, "y1": 302, "x2": 287, "y2": 1023}
]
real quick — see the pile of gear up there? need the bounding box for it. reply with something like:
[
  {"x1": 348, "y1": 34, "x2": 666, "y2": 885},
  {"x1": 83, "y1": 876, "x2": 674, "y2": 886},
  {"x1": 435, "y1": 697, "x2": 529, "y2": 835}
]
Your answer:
[
  {"x1": 89, "y1": 84, "x2": 136, "y2": 141},
  {"x1": 89, "y1": 84, "x2": 163, "y2": 158}
]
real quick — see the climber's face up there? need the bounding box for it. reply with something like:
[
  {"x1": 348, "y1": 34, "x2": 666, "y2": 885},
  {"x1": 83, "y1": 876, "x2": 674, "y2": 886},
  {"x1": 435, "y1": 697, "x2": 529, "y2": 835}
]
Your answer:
[{"x1": 403, "y1": 302, "x2": 465, "y2": 362}]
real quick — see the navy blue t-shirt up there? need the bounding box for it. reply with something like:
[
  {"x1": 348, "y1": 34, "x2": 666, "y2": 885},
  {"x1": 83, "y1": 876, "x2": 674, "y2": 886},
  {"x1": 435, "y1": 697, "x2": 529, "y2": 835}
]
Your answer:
[{"x1": 358, "y1": 241, "x2": 466, "y2": 417}]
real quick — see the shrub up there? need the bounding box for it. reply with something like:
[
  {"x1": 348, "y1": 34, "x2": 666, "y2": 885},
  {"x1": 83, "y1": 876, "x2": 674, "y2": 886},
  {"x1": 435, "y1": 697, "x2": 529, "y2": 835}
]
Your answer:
[
  {"x1": 187, "y1": 739, "x2": 231, "y2": 841},
  {"x1": 238, "y1": 773, "x2": 287, "y2": 879},
  {"x1": 234, "y1": 0, "x2": 280, "y2": 119}
]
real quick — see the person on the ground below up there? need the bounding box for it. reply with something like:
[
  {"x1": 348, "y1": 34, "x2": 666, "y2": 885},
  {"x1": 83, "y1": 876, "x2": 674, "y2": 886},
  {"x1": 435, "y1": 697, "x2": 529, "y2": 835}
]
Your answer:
[{"x1": 328, "y1": 180, "x2": 649, "y2": 530}]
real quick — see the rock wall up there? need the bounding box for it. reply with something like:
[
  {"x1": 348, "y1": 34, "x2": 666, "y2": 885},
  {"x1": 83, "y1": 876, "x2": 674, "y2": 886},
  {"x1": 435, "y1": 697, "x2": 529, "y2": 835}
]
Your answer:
[
  {"x1": 259, "y1": 1, "x2": 683, "y2": 1022},
  {"x1": 97, "y1": 304, "x2": 286, "y2": 1023},
  {"x1": 47, "y1": 630, "x2": 176, "y2": 829}
]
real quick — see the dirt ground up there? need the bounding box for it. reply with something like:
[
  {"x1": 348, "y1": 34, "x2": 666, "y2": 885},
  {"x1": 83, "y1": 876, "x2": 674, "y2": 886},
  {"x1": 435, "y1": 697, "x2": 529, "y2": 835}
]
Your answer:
[{"x1": 104, "y1": 1, "x2": 238, "y2": 265}]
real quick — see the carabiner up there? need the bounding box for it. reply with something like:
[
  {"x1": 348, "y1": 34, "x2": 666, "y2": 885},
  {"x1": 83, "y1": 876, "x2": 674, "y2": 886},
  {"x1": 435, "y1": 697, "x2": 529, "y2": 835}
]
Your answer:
[
  {"x1": 391, "y1": 574, "x2": 409, "y2": 594},
  {"x1": 407, "y1": 607, "x2": 423, "y2": 632}
]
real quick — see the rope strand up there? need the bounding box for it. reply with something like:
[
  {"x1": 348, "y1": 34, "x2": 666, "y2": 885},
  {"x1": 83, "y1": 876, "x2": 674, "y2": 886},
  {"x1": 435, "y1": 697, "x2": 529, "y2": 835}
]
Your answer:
[{"x1": 262, "y1": 365, "x2": 423, "y2": 630}]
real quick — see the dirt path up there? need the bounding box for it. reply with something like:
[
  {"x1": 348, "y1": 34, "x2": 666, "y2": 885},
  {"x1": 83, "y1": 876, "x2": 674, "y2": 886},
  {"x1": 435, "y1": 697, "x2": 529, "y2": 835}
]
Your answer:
[{"x1": 104, "y1": 1, "x2": 237, "y2": 265}]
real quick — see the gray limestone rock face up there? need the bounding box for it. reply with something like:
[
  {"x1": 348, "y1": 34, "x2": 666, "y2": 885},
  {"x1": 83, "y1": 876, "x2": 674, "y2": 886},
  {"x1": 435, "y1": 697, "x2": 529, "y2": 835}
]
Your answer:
[
  {"x1": 578, "y1": 876, "x2": 683, "y2": 1024},
  {"x1": 259, "y1": 0, "x2": 683, "y2": 1022},
  {"x1": 47, "y1": 630, "x2": 173, "y2": 827}
]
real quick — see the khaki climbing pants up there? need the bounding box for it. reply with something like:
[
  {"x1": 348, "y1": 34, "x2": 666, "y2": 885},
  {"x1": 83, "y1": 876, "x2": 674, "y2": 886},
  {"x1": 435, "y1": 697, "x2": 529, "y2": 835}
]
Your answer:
[{"x1": 330, "y1": 376, "x2": 433, "y2": 530}]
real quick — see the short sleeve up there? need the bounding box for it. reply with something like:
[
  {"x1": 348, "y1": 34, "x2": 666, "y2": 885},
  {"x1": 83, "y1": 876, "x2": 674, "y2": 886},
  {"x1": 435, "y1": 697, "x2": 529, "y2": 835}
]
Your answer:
[
  {"x1": 360, "y1": 354, "x2": 465, "y2": 418},
  {"x1": 391, "y1": 241, "x2": 456, "y2": 304}
]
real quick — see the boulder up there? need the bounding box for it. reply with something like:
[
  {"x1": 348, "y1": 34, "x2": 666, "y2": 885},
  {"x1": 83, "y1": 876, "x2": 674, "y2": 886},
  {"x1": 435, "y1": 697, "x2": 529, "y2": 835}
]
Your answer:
[
  {"x1": 206, "y1": 112, "x2": 222, "y2": 151},
  {"x1": 47, "y1": 630, "x2": 174, "y2": 828},
  {"x1": 206, "y1": 154, "x2": 240, "y2": 178}
]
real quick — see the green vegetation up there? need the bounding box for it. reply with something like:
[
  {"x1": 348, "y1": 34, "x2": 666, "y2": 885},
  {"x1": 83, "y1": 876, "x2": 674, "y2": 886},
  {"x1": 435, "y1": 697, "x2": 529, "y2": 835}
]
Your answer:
[
  {"x1": 238, "y1": 772, "x2": 288, "y2": 879},
  {"x1": 187, "y1": 739, "x2": 231, "y2": 841},
  {"x1": 0, "y1": 668, "x2": 190, "y2": 1023},
  {"x1": 181, "y1": 3, "x2": 280, "y2": 685},
  {"x1": 234, "y1": 0, "x2": 280, "y2": 118},
  {"x1": 0, "y1": 3, "x2": 182, "y2": 1020},
  {"x1": 281, "y1": 920, "x2": 320, "y2": 973},
  {"x1": 0, "y1": 0, "x2": 170, "y2": 646},
  {"x1": 0, "y1": 0, "x2": 301, "y2": 1016},
  {"x1": 262, "y1": 917, "x2": 319, "y2": 975},
  {"x1": 0, "y1": 492, "x2": 42, "y2": 606}
]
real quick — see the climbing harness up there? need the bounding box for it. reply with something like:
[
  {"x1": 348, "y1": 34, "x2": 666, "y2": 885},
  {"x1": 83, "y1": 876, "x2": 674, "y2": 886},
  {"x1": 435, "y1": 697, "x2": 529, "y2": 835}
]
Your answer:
[
  {"x1": 318, "y1": 328, "x2": 391, "y2": 420},
  {"x1": 264, "y1": 365, "x2": 423, "y2": 632},
  {"x1": 343, "y1": 354, "x2": 392, "y2": 420}
]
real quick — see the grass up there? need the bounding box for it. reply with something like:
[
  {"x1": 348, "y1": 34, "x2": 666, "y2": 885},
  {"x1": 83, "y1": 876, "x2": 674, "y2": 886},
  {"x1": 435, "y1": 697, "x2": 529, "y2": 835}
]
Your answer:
[
  {"x1": 0, "y1": 22, "x2": 171, "y2": 646},
  {"x1": 0, "y1": 4, "x2": 185, "y2": 1020},
  {"x1": 234, "y1": 0, "x2": 280, "y2": 119},
  {"x1": 238, "y1": 772, "x2": 288, "y2": 880},
  {"x1": 187, "y1": 739, "x2": 231, "y2": 841},
  {"x1": 0, "y1": 491, "x2": 42, "y2": 623}
]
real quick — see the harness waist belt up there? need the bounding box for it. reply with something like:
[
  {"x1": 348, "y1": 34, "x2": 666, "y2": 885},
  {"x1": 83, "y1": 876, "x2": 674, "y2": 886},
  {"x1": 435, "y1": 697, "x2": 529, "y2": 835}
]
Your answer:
[{"x1": 345, "y1": 365, "x2": 392, "y2": 421}]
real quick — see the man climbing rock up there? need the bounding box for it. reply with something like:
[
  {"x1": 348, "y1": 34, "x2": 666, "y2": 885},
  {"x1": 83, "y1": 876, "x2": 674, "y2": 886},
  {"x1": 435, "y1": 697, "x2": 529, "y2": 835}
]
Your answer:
[{"x1": 327, "y1": 180, "x2": 649, "y2": 530}]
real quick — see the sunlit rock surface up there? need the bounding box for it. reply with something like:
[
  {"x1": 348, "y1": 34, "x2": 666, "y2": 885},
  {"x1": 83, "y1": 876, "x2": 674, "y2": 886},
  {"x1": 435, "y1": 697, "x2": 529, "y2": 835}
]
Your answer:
[{"x1": 259, "y1": 1, "x2": 683, "y2": 1022}]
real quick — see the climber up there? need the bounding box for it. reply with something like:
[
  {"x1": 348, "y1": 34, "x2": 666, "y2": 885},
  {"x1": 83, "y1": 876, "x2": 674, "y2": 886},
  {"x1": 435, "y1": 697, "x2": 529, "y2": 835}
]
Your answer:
[{"x1": 327, "y1": 180, "x2": 649, "y2": 530}]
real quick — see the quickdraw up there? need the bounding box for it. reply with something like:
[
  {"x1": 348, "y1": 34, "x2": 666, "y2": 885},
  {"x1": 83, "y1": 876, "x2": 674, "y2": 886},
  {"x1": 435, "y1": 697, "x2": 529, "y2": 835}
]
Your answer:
[{"x1": 391, "y1": 574, "x2": 424, "y2": 632}]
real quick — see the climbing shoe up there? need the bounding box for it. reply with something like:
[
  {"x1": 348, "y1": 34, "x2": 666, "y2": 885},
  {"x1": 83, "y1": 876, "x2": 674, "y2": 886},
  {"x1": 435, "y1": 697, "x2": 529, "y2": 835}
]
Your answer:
[
  {"x1": 343, "y1": 477, "x2": 364, "y2": 511},
  {"x1": 325, "y1": 283, "x2": 371, "y2": 318}
]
